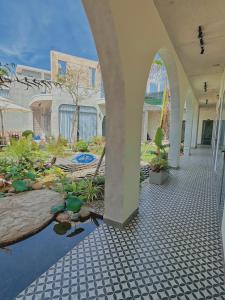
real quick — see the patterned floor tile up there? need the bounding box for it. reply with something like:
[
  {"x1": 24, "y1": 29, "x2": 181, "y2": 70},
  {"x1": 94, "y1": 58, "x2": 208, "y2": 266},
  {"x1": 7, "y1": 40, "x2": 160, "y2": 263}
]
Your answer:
[{"x1": 16, "y1": 149, "x2": 225, "y2": 299}]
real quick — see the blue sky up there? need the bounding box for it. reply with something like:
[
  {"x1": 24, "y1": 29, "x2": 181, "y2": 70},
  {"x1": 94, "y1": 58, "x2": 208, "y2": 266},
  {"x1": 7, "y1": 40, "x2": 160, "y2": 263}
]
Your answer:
[{"x1": 0, "y1": 0, "x2": 98, "y2": 70}]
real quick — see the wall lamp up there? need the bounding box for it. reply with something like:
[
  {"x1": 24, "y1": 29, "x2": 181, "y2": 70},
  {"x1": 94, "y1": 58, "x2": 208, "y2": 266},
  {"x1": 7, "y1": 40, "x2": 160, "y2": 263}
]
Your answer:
[{"x1": 204, "y1": 82, "x2": 207, "y2": 92}]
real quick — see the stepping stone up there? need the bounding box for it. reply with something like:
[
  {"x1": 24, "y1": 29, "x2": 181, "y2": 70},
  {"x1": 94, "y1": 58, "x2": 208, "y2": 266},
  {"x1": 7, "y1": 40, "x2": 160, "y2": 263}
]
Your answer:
[{"x1": 0, "y1": 189, "x2": 64, "y2": 246}]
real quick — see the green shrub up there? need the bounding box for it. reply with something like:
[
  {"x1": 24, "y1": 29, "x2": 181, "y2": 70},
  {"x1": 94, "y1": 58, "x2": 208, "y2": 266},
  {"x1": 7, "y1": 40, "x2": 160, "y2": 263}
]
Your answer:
[
  {"x1": 75, "y1": 140, "x2": 89, "y2": 152},
  {"x1": 58, "y1": 136, "x2": 68, "y2": 147},
  {"x1": 46, "y1": 138, "x2": 66, "y2": 157},
  {"x1": 154, "y1": 127, "x2": 164, "y2": 149},
  {"x1": 149, "y1": 157, "x2": 168, "y2": 172},
  {"x1": 93, "y1": 176, "x2": 105, "y2": 186},
  {"x1": 90, "y1": 136, "x2": 105, "y2": 145},
  {"x1": 22, "y1": 130, "x2": 34, "y2": 138},
  {"x1": 140, "y1": 171, "x2": 145, "y2": 183}
]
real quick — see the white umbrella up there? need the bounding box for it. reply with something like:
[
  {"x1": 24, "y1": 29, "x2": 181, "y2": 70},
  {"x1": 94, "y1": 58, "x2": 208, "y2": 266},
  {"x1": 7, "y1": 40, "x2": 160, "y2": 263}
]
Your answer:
[{"x1": 0, "y1": 96, "x2": 30, "y2": 136}]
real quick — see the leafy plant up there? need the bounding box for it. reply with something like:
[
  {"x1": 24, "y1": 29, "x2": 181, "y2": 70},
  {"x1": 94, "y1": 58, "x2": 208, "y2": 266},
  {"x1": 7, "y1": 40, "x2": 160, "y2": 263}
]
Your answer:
[
  {"x1": 22, "y1": 130, "x2": 34, "y2": 138},
  {"x1": 140, "y1": 171, "x2": 145, "y2": 183},
  {"x1": 75, "y1": 140, "x2": 89, "y2": 152},
  {"x1": 12, "y1": 180, "x2": 29, "y2": 192},
  {"x1": 149, "y1": 157, "x2": 168, "y2": 173},
  {"x1": 66, "y1": 195, "x2": 83, "y2": 212},
  {"x1": 46, "y1": 138, "x2": 67, "y2": 157},
  {"x1": 53, "y1": 222, "x2": 71, "y2": 235},
  {"x1": 90, "y1": 136, "x2": 105, "y2": 146},
  {"x1": 154, "y1": 127, "x2": 164, "y2": 151},
  {"x1": 25, "y1": 171, "x2": 36, "y2": 181},
  {"x1": 93, "y1": 176, "x2": 105, "y2": 186},
  {"x1": 51, "y1": 204, "x2": 65, "y2": 214},
  {"x1": 79, "y1": 179, "x2": 103, "y2": 202}
]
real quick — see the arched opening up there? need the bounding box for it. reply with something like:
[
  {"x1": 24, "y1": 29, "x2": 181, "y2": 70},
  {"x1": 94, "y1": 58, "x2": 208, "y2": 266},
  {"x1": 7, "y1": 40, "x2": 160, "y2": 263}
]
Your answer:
[
  {"x1": 29, "y1": 95, "x2": 52, "y2": 138},
  {"x1": 142, "y1": 50, "x2": 181, "y2": 168}
]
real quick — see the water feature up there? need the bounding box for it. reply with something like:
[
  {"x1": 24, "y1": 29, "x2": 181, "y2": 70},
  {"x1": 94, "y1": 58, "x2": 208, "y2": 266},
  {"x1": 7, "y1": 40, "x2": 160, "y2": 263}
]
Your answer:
[{"x1": 0, "y1": 216, "x2": 103, "y2": 300}]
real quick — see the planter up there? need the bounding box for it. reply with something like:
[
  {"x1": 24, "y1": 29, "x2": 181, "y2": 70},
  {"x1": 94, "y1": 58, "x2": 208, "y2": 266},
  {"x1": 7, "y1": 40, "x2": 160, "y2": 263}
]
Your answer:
[{"x1": 149, "y1": 170, "x2": 169, "y2": 185}]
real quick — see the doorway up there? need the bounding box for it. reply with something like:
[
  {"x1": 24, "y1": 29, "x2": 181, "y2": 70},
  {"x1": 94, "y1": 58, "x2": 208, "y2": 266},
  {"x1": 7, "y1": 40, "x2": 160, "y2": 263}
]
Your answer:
[{"x1": 201, "y1": 120, "x2": 213, "y2": 145}]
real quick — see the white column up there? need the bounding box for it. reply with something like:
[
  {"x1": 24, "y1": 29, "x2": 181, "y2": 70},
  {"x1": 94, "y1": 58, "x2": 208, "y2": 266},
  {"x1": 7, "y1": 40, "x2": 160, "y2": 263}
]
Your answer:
[
  {"x1": 184, "y1": 99, "x2": 193, "y2": 156},
  {"x1": 142, "y1": 110, "x2": 148, "y2": 142},
  {"x1": 191, "y1": 104, "x2": 199, "y2": 148},
  {"x1": 168, "y1": 97, "x2": 181, "y2": 168},
  {"x1": 103, "y1": 87, "x2": 143, "y2": 227}
]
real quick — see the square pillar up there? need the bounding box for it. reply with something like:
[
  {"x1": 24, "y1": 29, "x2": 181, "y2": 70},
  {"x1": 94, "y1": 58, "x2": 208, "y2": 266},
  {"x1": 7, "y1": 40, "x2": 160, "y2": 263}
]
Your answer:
[
  {"x1": 184, "y1": 101, "x2": 193, "y2": 156},
  {"x1": 103, "y1": 88, "x2": 143, "y2": 228}
]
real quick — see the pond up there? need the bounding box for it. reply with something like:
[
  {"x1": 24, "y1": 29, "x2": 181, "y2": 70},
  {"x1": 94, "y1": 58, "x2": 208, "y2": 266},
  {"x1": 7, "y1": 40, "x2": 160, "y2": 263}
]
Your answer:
[{"x1": 0, "y1": 216, "x2": 103, "y2": 300}]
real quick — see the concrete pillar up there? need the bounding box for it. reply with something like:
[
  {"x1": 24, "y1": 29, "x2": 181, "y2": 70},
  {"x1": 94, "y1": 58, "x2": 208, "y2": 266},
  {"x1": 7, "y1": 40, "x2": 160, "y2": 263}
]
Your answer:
[
  {"x1": 191, "y1": 104, "x2": 199, "y2": 148},
  {"x1": 168, "y1": 98, "x2": 181, "y2": 168},
  {"x1": 142, "y1": 111, "x2": 148, "y2": 141},
  {"x1": 184, "y1": 99, "x2": 193, "y2": 156}
]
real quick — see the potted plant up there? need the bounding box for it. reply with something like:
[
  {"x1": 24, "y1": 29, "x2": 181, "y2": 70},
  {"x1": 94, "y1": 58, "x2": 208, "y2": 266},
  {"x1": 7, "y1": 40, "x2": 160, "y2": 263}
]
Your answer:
[{"x1": 149, "y1": 156, "x2": 169, "y2": 184}]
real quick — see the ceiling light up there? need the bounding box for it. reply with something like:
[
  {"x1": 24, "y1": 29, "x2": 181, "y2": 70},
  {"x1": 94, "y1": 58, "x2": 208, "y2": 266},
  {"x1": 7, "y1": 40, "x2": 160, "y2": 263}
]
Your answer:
[
  {"x1": 198, "y1": 25, "x2": 205, "y2": 54},
  {"x1": 205, "y1": 99, "x2": 208, "y2": 105}
]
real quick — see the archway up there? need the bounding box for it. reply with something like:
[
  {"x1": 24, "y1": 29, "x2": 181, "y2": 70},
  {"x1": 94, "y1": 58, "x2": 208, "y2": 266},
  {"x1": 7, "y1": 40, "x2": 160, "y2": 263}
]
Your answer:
[
  {"x1": 82, "y1": 0, "x2": 185, "y2": 226},
  {"x1": 143, "y1": 50, "x2": 181, "y2": 168},
  {"x1": 158, "y1": 48, "x2": 181, "y2": 168}
]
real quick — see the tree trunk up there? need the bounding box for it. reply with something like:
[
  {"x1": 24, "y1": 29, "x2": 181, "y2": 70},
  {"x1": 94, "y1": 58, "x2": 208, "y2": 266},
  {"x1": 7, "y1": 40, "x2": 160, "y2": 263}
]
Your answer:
[
  {"x1": 93, "y1": 146, "x2": 105, "y2": 180},
  {"x1": 71, "y1": 105, "x2": 79, "y2": 143}
]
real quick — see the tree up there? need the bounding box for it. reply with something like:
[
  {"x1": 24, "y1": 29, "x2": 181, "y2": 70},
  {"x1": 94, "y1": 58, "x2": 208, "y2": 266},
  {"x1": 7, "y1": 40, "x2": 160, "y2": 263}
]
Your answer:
[
  {"x1": 0, "y1": 68, "x2": 8, "y2": 77},
  {"x1": 57, "y1": 65, "x2": 97, "y2": 143}
]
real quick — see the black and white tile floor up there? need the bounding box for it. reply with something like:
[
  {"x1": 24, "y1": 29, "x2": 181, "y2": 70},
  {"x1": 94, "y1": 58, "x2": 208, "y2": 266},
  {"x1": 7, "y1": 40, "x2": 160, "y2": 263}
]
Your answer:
[{"x1": 16, "y1": 149, "x2": 225, "y2": 300}]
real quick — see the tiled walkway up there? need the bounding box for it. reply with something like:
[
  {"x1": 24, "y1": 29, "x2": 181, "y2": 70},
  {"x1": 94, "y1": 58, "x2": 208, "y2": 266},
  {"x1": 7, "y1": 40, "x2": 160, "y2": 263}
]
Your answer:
[{"x1": 16, "y1": 149, "x2": 225, "y2": 300}]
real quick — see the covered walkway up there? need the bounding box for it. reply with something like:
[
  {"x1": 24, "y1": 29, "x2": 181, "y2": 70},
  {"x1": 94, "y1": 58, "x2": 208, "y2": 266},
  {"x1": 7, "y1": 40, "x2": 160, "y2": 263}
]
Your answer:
[{"x1": 17, "y1": 149, "x2": 225, "y2": 299}]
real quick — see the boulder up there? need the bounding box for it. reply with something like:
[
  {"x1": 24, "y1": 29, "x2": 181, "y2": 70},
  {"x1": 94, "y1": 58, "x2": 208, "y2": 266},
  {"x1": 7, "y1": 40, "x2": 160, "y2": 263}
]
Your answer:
[
  {"x1": 7, "y1": 186, "x2": 15, "y2": 193},
  {"x1": 56, "y1": 212, "x2": 70, "y2": 223},
  {"x1": 79, "y1": 206, "x2": 91, "y2": 219},
  {"x1": 32, "y1": 182, "x2": 43, "y2": 190},
  {"x1": 0, "y1": 189, "x2": 64, "y2": 246}
]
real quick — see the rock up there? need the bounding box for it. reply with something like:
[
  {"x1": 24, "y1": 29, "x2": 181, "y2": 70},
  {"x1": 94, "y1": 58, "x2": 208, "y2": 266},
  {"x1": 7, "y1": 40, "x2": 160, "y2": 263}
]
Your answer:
[
  {"x1": 0, "y1": 179, "x2": 4, "y2": 188},
  {"x1": 55, "y1": 212, "x2": 70, "y2": 223},
  {"x1": 6, "y1": 193, "x2": 14, "y2": 197},
  {"x1": 79, "y1": 206, "x2": 91, "y2": 219},
  {"x1": 70, "y1": 212, "x2": 80, "y2": 222},
  {"x1": 32, "y1": 182, "x2": 43, "y2": 190},
  {"x1": 8, "y1": 187, "x2": 15, "y2": 193},
  {"x1": 24, "y1": 179, "x2": 33, "y2": 188},
  {"x1": 0, "y1": 190, "x2": 64, "y2": 246}
]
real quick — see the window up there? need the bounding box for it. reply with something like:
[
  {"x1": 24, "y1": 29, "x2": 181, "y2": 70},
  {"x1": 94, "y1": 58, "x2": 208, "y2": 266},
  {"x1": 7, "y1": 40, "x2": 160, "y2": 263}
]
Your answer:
[
  {"x1": 89, "y1": 67, "x2": 96, "y2": 88},
  {"x1": 0, "y1": 89, "x2": 9, "y2": 98},
  {"x1": 58, "y1": 60, "x2": 67, "y2": 76},
  {"x1": 150, "y1": 82, "x2": 157, "y2": 93}
]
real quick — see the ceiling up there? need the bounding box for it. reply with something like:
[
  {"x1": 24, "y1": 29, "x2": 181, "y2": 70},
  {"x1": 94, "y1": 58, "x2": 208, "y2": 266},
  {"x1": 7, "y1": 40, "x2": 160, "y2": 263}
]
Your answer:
[{"x1": 154, "y1": 0, "x2": 225, "y2": 105}]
